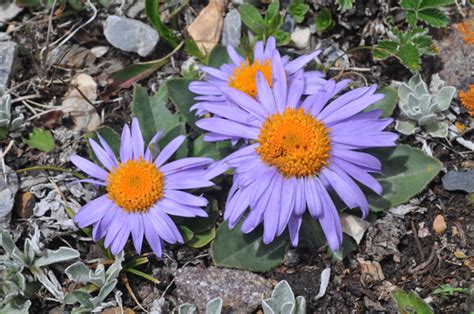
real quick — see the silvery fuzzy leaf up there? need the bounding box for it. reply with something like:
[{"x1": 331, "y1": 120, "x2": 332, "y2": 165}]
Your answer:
[
  {"x1": 96, "y1": 278, "x2": 118, "y2": 305},
  {"x1": 0, "y1": 94, "x2": 12, "y2": 117},
  {"x1": 105, "y1": 252, "x2": 124, "y2": 282},
  {"x1": 34, "y1": 247, "x2": 80, "y2": 268},
  {"x1": 295, "y1": 296, "x2": 306, "y2": 314},
  {"x1": 397, "y1": 83, "x2": 413, "y2": 105},
  {"x1": 64, "y1": 290, "x2": 94, "y2": 308},
  {"x1": 426, "y1": 121, "x2": 448, "y2": 138},
  {"x1": 417, "y1": 94, "x2": 432, "y2": 114},
  {"x1": 264, "y1": 280, "x2": 296, "y2": 314},
  {"x1": 404, "y1": 94, "x2": 424, "y2": 119},
  {"x1": 0, "y1": 231, "x2": 17, "y2": 256},
  {"x1": 435, "y1": 86, "x2": 455, "y2": 111},
  {"x1": 429, "y1": 73, "x2": 444, "y2": 93},
  {"x1": 90, "y1": 264, "x2": 106, "y2": 287},
  {"x1": 205, "y1": 297, "x2": 223, "y2": 314},
  {"x1": 23, "y1": 239, "x2": 36, "y2": 266},
  {"x1": 408, "y1": 74, "x2": 423, "y2": 89},
  {"x1": 65, "y1": 262, "x2": 91, "y2": 285},
  {"x1": 0, "y1": 165, "x2": 19, "y2": 226},
  {"x1": 178, "y1": 303, "x2": 197, "y2": 314},
  {"x1": 0, "y1": 300, "x2": 31, "y2": 314},
  {"x1": 395, "y1": 120, "x2": 418, "y2": 135},
  {"x1": 34, "y1": 268, "x2": 64, "y2": 301},
  {"x1": 262, "y1": 300, "x2": 276, "y2": 314},
  {"x1": 418, "y1": 114, "x2": 438, "y2": 127},
  {"x1": 10, "y1": 114, "x2": 24, "y2": 130},
  {"x1": 0, "y1": 119, "x2": 9, "y2": 128},
  {"x1": 281, "y1": 301, "x2": 296, "y2": 314},
  {"x1": 315, "y1": 268, "x2": 331, "y2": 301},
  {"x1": 11, "y1": 247, "x2": 26, "y2": 266},
  {"x1": 414, "y1": 81, "x2": 429, "y2": 96}
]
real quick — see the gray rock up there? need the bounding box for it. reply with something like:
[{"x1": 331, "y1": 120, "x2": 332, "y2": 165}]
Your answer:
[
  {"x1": 0, "y1": 165, "x2": 19, "y2": 226},
  {"x1": 174, "y1": 267, "x2": 272, "y2": 312},
  {"x1": 281, "y1": 14, "x2": 295, "y2": 33},
  {"x1": 221, "y1": 9, "x2": 241, "y2": 48},
  {"x1": 104, "y1": 15, "x2": 159, "y2": 57},
  {"x1": 0, "y1": 2, "x2": 23, "y2": 24},
  {"x1": 291, "y1": 27, "x2": 311, "y2": 49},
  {"x1": 0, "y1": 40, "x2": 16, "y2": 90},
  {"x1": 126, "y1": 1, "x2": 145, "y2": 18},
  {"x1": 0, "y1": 32, "x2": 11, "y2": 41},
  {"x1": 442, "y1": 170, "x2": 474, "y2": 193},
  {"x1": 364, "y1": 213, "x2": 406, "y2": 262}
]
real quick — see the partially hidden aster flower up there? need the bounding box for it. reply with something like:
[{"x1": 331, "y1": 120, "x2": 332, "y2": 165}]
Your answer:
[
  {"x1": 195, "y1": 53, "x2": 398, "y2": 251},
  {"x1": 71, "y1": 118, "x2": 215, "y2": 256},
  {"x1": 189, "y1": 36, "x2": 326, "y2": 139}
]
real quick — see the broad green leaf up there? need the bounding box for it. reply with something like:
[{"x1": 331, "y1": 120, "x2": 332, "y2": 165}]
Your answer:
[
  {"x1": 145, "y1": 0, "x2": 180, "y2": 48},
  {"x1": 367, "y1": 145, "x2": 443, "y2": 212},
  {"x1": 265, "y1": 0, "x2": 280, "y2": 26},
  {"x1": 419, "y1": 0, "x2": 454, "y2": 9},
  {"x1": 400, "y1": 0, "x2": 417, "y2": 9},
  {"x1": 398, "y1": 43, "x2": 421, "y2": 72},
  {"x1": 184, "y1": 38, "x2": 207, "y2": 64},
  {"x1": 374, "y1": 40, "x2": 398, "y2": 59},
  {"x1": 179, "y1": 226, "x2": 194, "y2": 242},
  {"x1": 15, "y1": 0, "x2": 41, "y2": 7},
  {"x1": 336, "y1": 0, "x2": 353, "y2": 11},
  {"x1": 24, "y1": 128, "x2": 54, "y2": 152},
  {"x1": 314, "y1": 8, "x2": 334, "y2": 32},
  {"x1": 131, "y1": 84, "x2": 181, "y2": 143},
  {"x1": 365, "y1": 86, "x2": 398, "y2": 118},
  {"x1": 417, "y1": 8, "x2": 449, "y2": 27},
  {"x1": 406, "y1": 11, "x2": 418, "y2": 27},
  {"x1": 192, "y1": 135, "x2": 233, "y2": 160},
  {"x1": 299, "y1": 214, "x2": 326, "y2": 248},
  {"x1": 211, "y1": 221, "x2": 287, "y2": 272},
  {"x1": 207, "y1": 45, "x2": 231, "y2": 68},
  {"x1": 187, "y1": 228, "x2": 216, "y2": 248},
  {"x1": 167, "y1": 78, "x2": 198, "y2": 128},
  {"x1": 289, "y1": 1, "x2": 310, "y2": 24},
  {"x1": 239, "y1": 4, "x2": 266, "y2": 36},
  {"x1": 393, "y1": 289, "x2": 433, "y2": 314}
]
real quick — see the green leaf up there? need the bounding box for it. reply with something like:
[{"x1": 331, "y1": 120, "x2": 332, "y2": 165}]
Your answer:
[
  {"x1": 24, "y1": 128, "x2": 54, "y2": 152},
  {"x1": 336, "y1": 0, "x2": 354, "y2": 11},
  {"x1": 406, "y1": 11, "x2": 418, "y2": 27},
  {"x1": 158, "y1": 123, "x2": 188, "y2": 159},
  {"x1": 314, "y1": 8, "x2": 334, "y2": 32},
  {"x1": 299, "y1": 214, "x2": 326, "y2": 248},
  {"x1": 145, "y1": 0, "x2": 180, "y2": 48},
  {"x1": 364, "y1": 86, "x2": 398, "y2": 118},
  {"x1": 179, "y1": 197, "x2": 220, "y2": 233},
  {"x1": 192, "y1": 135, "x2": 233, "y2": 160},
  {"x1": 167, "y1": 78, "x2": 198, "y2": 128},
  {"x1": 187, "y1": 228, "x2": 216, "y2": 249},
  {"x1": 417, "y1": 8, "x2": 449, "y2": 27},
  {"x1": 184, "y1": 38, "x2": 207, "y2": 64},
  {"x1": 211, "y1": 221, "x2": 287, "y2": 272},
  {"x1": 179, "y1": 226, "x2": 194, "y2": 242},
  {"x1": 400, "y1": 0, "x2": 417, "y2": 10},
  {"x1": 398, "y1": 43, "x2": 421, "y2": 72},
  {"x1": 393, "y1": 289, "x2": 433, "y2": 314},
  {"x1": 367, "y1": 145, "x2": 443, "y2": 212},
  {"x1": 288, "y1": 1, "x2": 310, "y2": 24},
  {"x1": 419, "y1": 0, "x2": 454, "y2": 9},
  {"x1": 207, "y1": 45, "x2": 232, "y2": 68},
  {"x1": 131, "y1": 84, "x2": 181, "y2": 144},
  {"x1": 265, "y1": 0, "x2": 280, "y2": 27},
  {"x1": 239, "y1": 4, "x2": 266, "y2": 36},
  {"x1": 374, "y1": 40, "x2": 398, "y2": 59},
  {"x1": 274, "y1": 30, "x2": 291, "y2": 45}
]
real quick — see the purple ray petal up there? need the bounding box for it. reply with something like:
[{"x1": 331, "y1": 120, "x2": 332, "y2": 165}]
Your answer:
[
  {"x1": 70, "y1": 155, "x2": 108, "y2": 181},
  {"x1": 154, "y1": 135, "x2": 186, "y2": 167}
]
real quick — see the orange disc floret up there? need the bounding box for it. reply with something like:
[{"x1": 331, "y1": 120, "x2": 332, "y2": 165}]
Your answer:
[
  {"x1": 256, "y1": 108, "x2": 331, "y2": 178},
  {"x1": 456, "y1": 20, "x2": 474, "y2": 45},
  {"x1": 459, "y1": 84, "x2": 474, "y2": 116},
  {"x1": 228, "y1": 59, "x2": 272, "y2": 98},
  {"x1": 107, "y1": 159, "x2": 164, "y2": 212}
]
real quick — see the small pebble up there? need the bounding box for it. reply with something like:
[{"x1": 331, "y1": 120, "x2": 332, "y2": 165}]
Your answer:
[{"x1": 433, "y1": 214, "x2": 447, "y2": 235}]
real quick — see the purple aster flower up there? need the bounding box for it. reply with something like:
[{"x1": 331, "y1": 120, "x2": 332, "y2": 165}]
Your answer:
[
  {"x1": 196, "y1": 50, "x2": 399, "y2": 251},
  {"x1": 189, "y1": 36, "x2": 326, "y2": 142},
  {"x1": 71, "y1": 118, "x2": 215, "y2": 257}
]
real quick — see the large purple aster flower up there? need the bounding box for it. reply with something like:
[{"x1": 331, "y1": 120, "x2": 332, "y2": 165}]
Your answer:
[
  {"x1": 189, "y1": 36, "x2": 326, "y2": 126},
  {"x1": 71, "y1": 118, "x2": 215, "y2": 256},
  {"x1": 195, "y1": 51, "x2": 398, "y2": 251}
]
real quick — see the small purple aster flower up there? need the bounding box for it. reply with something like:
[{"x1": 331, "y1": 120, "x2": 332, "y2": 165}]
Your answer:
[
  {"x1": 71, "y1": 118, "x2": 215, "y2": 257},
  {"x1": 189, "y1": 36, "x2": 326, "y2": 128},
  {"x1": 196, "y1": 51, "x2": 398, "y2": 251}
]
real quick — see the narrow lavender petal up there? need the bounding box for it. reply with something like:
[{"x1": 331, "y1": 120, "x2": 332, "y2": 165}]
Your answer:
[
  {"x1": 70, "y1": 155, "x2": 108, "y2": 181},
  {"x1": 263, "y1": 36, "x2": 276, "y2": 59},
  {"x1": 143, "y1": 214, "x2": 163, "y2": 257},
  {"x1": 305, "y1": 177, "x2": 322, "y2": 218},
  {"x1": 221, "y1": 86, "x2": 267, "y2": 119},
  {"x1": 130, "y1": 214, "x2": 144, "y2": 254},
  {"x1": 315, "y1": 179, "x2": 343, "y2": 251},
  {"x1": 318, "y1": 86, "x2": 372, "y2": 119},
  {"x1": 196, "y1": 118, "x2": 260, "y2": 140},
  {"x1": 203, "y1": 160, "x2": 230, "y2": 180},
  {"x1": 110, "y1": 218, "x2": 131, "y2": 255},
  {"x1": 144, "y1": 130, "x2": 164, "y2": 162},
  {"x1": 97, "y1": 134, "x2": 118, "y2": 167},
  {"x1": 330, "y1": 132, "x2": 398, "y2": 148},
  {"x1": 160, "y1": 157, "x2": 213, "y2": 174},
  {"x1": 89, "y1": 139, "x2": 116, "y2": 171},
  {"x1": 92, "y1": 208, "x2": 118, "y2": 241},
  {"x1": 285, "y1": 50, "x2": 321, "y2": 74},
  {"x1": 227, "y1": 45, "x2": 245, "y2": 65},
  {"x1": 74, "y1": 195, "x2": 112, "y2": 228},
  {"x1": 154, "y1": 135, "x2": 186, "y2": 167},
  {"x1": 302, "y1": 71, "x2": 327, "y2": 94},
  {"x1": 189, "y1": 81, "x2": 222, "y2": 95},
  {"x1": 288, "y1": 214, "x2": 303, "y2": 246},
  {"x1": 286, "y1": 70, "x2": 304, "y2": 109},
  {"x1": 294, "y1": 178, "x2": 306, "y2": 215},
  {"x1": 163, "y1": 190, "x2": 209, "y2": 207},
  {"x1": 263, "y1": 175, "x2": 283, "y2": 244},
  {"x1": 131, "y1": 118, "x2": 145, "y2": 159},
  {"x1": 158, "y1": 198, "x2": 208, "y2": 218},
  {"x1": 165, "y1": 177, "x2": 214, "y2": 190},
  {"x1": 254, "y1": 40, "x2": 264, "y2": 61},
  {"x1": 200, "y1": 66, "x2": 230, "y2": 81},
  {"x1": 104, "y1": 210, "x2": 127, "y2": 249},
  {"x1": 277, "y1": 177, "x2": 296, "y2": 236},
  {"x1": 199, "y1": 103, "x2": 260, "y2": 126},
  {"x1": 120, "y1": 124, "x2": 132, "y2": 163},
  {"x1": 333, "y1": 157, "x2": 382, "y2": 195},
  {"x1": 333, "y1": 79, "x2": 352, "y2": 95},
  {"x1": 256, "y1": 71, "x2": 278, "y2": 114},
  {"x1": 150, "y1": 206, "x2": 184, "y2": 243},
  {"x1": 331, "y1": 147, "x2": 382, "y2": 171},
  {"x1": 271, "y1": 50, "x2": 288, "y2": 113},
  {"x1": 226, "y1": 188, "x2": 251, "y2": 229},
  {"x1": 300, "y1": 81, "x2": 336, "y2": 116}
]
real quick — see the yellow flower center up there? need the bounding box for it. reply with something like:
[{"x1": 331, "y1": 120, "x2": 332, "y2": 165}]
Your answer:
[
  {"x1": 228, "y1": 59, "x2": 272, "y2": 98},
  {"x1": 106, "y1": 159, "x2": 164, "y2": 212},
  {"x1": 256, "y1": 108, "x2": 331, "y2": 178}
]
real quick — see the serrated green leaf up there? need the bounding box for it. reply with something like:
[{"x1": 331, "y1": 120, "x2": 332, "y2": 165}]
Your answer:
[
  {"x1": 211, "y1": 221, "x2": 287, "y2": 272},
  {"x1": 398, "y1": 43, "x2": 421, "y2": 72},
  {"x1": 406, "y1": 11, "x2": 418, "y2": 27},
  {"x1": 167, "y1": 78, "x2": 198, "y2": 128},
  {"x1": 365, "y1": 86, "x2": 398, "y2": 118},
  {"x1": 419, "y1": 0, "x2": 454, "y2": 9},
  {"x1": 417, "y1": 8, "x2": 449, "y2": 27},
  {"x1": 400, "y1": 0, "x2": 417, "y2": 9},
  {"x1": 374, "y1": 40, "x2": 398, "y2": 59},
  {"x1": 366, "y1": 145, "x2": 443, "y2": 212},
  {"x1": 24, "y1": 128, "x2": 54, "y2": 152},
  {"x1": 131, "y1": 84, "x2": 181, "y2": 143},
  {"x1": 239, "y1": 4, "x2": 266, "y2": 36},
  {"x1": 314, "y1": 8, "x2": 334, "y2": 32}
]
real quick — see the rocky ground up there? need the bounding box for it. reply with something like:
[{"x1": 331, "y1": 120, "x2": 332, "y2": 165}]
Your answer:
[{"x1": 0, "y1": 0, "x2": 473, "y2": 313}]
